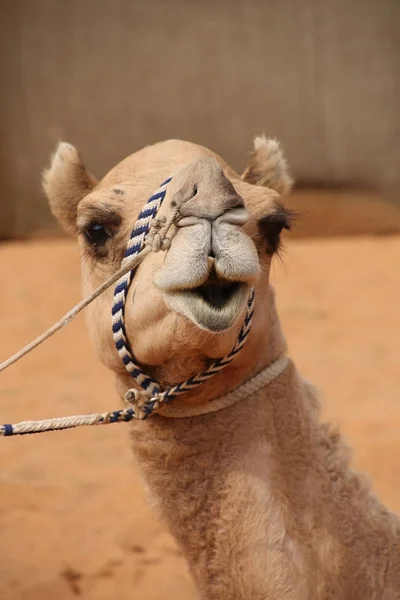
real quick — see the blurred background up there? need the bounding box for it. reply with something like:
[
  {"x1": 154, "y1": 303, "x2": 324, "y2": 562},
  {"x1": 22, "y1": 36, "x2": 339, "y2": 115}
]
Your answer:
[
  {"x1": 1, "y1": 0, "x2": 400, "y2": 238},
  {"x1": 0, "y1": 1, "x2": 399, "y2": 599}
]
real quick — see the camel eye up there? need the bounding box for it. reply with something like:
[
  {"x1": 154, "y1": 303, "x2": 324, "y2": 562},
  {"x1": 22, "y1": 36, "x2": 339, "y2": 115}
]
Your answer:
[{"x1": 84, "y1": 221, "x2": 112, "y2": 247}]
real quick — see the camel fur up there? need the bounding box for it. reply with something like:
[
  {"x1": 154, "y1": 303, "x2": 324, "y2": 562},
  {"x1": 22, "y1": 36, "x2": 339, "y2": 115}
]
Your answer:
[{"x1": 43, "y1": 137, "x2": 400, "y2": 599}]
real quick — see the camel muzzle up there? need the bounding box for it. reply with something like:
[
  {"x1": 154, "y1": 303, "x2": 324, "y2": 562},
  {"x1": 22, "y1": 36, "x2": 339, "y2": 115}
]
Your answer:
[
  {"x1": 149, "y1": 159, "x2": 260, "y2": 331},
  {"x1": 169, "y1": 156, "x2": 245, "y2": 221},
  {"x1": 154, "y1": 210, "x2": 260, "y2": 291}
]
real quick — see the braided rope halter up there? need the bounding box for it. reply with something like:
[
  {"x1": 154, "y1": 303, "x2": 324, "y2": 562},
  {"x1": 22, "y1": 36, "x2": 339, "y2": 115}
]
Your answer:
[
  {"x1": 0, "y1": 176, "x2": 259, "y2": 436},
  {"x1": 111, "y1": 177, "x2": 256, "y2": 419}
]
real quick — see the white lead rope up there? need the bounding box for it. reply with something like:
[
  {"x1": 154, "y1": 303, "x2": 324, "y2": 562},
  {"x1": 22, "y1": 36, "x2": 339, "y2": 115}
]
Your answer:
[{"x1": 0, "y1": 355, "x2": 289, "y2": 436}]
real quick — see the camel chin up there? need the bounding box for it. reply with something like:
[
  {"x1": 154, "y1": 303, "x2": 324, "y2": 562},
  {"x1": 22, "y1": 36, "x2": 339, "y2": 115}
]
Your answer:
[{"x1": 163, "y1": 280, "x2": 249, "y2": 332}]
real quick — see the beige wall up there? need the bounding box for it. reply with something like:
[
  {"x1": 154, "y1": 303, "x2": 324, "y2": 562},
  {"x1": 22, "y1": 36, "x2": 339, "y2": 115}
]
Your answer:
[{"x1": 0, "y1": 0, "x2": 399, "y2": 238}]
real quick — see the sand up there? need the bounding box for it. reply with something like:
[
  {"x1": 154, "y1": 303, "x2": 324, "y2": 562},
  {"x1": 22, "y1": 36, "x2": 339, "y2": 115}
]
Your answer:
[{"x1": 0, "y1": 235, "x2": 399, "y2": 599}]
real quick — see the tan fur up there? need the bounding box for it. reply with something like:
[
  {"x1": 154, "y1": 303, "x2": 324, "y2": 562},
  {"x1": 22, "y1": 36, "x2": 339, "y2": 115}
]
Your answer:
[
  {"x1": 42, "y1": 142, "x2": 98, "y2": 234},
  {"x1": 43, "y1": 137, "x2": 400, "y2": 599},
  {"x1": 242, "y1": 135, "x2": 294, "y2": 196}
]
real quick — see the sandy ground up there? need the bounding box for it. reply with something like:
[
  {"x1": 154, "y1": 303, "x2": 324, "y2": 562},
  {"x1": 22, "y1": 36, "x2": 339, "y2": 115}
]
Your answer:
[{"x1": 0, "y1": 235, "x2": 399, "y2": 599}]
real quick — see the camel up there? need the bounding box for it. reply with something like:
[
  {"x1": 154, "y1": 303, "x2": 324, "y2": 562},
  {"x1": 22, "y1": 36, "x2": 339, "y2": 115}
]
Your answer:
[{"x1": 43, "y1": 137, "x2": 400, "y2": 599}]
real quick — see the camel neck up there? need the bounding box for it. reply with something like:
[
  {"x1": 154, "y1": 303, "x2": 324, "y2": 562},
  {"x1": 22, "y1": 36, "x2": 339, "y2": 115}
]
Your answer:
[{"x1": 126, "y1": 362, "x2": 400, "y2": 599}]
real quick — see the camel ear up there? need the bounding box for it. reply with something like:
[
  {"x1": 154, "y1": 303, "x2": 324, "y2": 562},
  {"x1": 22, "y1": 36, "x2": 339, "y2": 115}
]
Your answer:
[
  {"x1": 241, "y1": 136, "x2": 293, "y2": 196},
  {"x1": 42, "y1": 142, "x2": 97, "y2": 235}
]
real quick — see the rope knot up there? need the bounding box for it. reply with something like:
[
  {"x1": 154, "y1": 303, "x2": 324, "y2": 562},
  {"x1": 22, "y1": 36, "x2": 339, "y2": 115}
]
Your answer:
[
  {"x1": 145, "y1": 208, "x2": 181, "y2": 253},
  {"x1": 124, "y1": 388, "x2": 162, "y2": 419},
  {"x1": 145, "y1": 216, "x2": 171, "y2": 252}
]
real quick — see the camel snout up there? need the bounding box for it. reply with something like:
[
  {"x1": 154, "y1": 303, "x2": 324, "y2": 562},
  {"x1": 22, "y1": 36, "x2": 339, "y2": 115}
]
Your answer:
[{"x1": 170, "y1": 157, "x2": 245, "y2": 223}]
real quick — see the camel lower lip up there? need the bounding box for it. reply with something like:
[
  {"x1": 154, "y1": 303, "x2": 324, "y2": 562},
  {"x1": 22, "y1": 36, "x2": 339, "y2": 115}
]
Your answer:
[{"x1": 163, "y1": 281, "x2": 249, "y2": 332}]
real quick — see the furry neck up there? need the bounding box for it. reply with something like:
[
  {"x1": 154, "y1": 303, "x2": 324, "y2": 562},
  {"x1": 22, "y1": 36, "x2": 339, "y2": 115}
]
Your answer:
[
  {"x1": 115, "y1": 293, "x2": 400, "y2": 599},
  {"x1": 125, "y1": 363, "x2": 399, "y2": 599}
]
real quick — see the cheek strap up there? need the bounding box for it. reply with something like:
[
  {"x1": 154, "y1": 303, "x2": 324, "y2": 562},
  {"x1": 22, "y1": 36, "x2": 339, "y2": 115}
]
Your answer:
[{"x1": 111, "y1": 177, "x2": 256, "y2": 418}]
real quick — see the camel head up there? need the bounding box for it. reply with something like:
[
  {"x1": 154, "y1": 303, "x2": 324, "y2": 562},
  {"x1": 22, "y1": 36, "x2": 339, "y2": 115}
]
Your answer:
[{"x1": 43, "y1": 138, "x2": 292, "y2": 398}]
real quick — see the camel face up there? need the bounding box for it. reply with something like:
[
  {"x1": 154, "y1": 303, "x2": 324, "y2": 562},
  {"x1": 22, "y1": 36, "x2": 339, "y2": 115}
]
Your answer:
[{"x1": 43, "y1": 138, "x2": 292, "y2": 376}]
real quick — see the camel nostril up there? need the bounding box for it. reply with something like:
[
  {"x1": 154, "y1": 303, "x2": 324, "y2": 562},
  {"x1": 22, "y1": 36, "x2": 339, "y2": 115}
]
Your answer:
[{"x1": 230, "y1": 196, "x2": 245, "y2": 210}]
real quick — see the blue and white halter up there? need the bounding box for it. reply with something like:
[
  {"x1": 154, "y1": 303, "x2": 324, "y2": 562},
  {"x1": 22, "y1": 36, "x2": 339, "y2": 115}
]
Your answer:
[{"x1": 111, "y1": 177, "x2": 255, "y2": 418}]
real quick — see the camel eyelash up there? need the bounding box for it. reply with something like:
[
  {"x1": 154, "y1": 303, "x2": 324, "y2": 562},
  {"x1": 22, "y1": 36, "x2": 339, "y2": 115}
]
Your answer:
[{"x1": 257, "y1": 208, "x2": 293, "y2": 255}]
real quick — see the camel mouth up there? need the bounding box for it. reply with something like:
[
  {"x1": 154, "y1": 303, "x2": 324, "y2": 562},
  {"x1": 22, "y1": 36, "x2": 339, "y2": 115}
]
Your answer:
[
  {"x1": 163, "y1": 277, "x2": 249, "y2": 332},
  {"x1": 190, "y1": 279, "x2": 242, "y2": 310}
]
